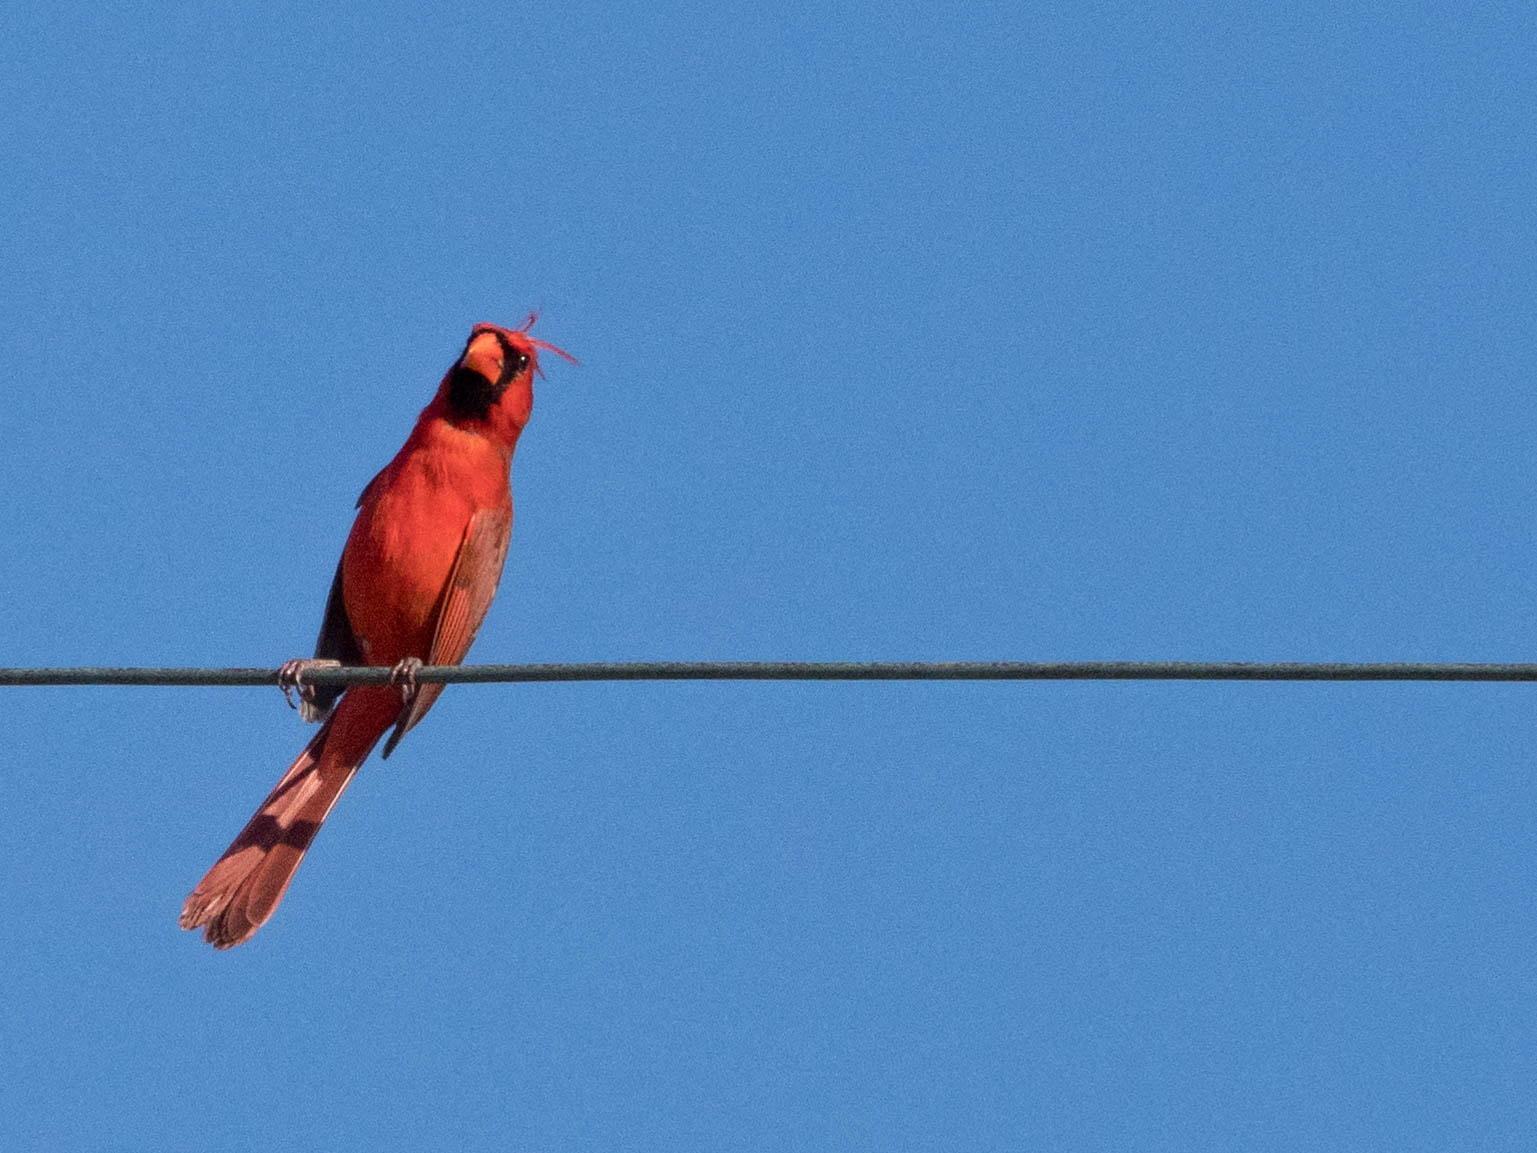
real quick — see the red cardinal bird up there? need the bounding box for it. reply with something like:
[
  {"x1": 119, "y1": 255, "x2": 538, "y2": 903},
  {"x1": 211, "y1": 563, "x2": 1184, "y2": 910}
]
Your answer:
[{"x1": 181, "y1": 318, "x2": 575, "y2": 949}]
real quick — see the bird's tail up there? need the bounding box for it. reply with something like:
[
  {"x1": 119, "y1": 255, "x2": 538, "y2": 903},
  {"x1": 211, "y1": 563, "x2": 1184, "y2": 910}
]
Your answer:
[{"x1": 180, "y1": 687, "x2": 400, "y2": 949}]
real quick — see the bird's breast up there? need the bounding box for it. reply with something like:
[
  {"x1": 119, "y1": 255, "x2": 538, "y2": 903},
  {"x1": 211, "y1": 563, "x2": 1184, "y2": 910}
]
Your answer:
[{"x1": 339, "y1": 425, "x2": 511, "y2": 664}]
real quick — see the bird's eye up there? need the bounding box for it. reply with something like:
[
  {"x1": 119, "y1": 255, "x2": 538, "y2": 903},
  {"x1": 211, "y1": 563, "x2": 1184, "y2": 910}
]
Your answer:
[{"x1": 513, "y1": 352, "x2": 530, "y2": 375}]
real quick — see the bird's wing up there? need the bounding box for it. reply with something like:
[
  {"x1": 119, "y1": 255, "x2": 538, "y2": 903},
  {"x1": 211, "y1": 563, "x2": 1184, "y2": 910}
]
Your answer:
[
  {"x1": 381, "y1": 504, "x2": 512, "y2": 758},
  {"x1": 299, "y1": 558, "x2": 366, "y2": 722},
  {"x1": 293, "y1": 464, "x2": 392, "y2": 723}
]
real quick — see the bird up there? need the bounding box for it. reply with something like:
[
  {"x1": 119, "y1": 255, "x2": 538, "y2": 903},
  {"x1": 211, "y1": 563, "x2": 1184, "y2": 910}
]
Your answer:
[{"x1": 180, "y1": 318, "x2": 576, "y2": 949}]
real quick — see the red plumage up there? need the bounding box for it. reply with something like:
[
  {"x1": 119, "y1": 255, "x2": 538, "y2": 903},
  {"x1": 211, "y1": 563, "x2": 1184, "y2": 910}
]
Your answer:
[{"x1": 180, "y1": 320, "x2": 575, "y2": 948}]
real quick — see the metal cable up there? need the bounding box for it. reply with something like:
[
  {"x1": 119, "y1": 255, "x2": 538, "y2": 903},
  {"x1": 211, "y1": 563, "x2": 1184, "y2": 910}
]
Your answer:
[{"x1": 4, "y1": 661, "x2": 1537, "y2": 686}]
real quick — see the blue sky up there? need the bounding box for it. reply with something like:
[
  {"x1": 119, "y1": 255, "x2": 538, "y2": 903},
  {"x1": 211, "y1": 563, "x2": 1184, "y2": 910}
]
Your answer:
[{"x1": 2, "y1": 2, "x2": 1535, "y2": 1149}]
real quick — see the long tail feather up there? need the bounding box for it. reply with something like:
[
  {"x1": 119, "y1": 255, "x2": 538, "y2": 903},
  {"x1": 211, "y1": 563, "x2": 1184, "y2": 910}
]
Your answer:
[{"x1": 180, "y1": 688, "x2": 399, "y2": 949}]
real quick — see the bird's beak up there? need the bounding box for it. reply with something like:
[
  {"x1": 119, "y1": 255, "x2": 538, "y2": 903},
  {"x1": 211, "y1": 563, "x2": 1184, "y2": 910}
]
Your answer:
[{"x1": 460, "y1": 332, "x2": 504, "y2": 383}]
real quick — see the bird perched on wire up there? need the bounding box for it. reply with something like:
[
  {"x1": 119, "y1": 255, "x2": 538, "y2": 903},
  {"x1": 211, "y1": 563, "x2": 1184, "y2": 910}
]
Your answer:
[{"x1": 181, "y1": 318, "x2": 576, "y2": 948}]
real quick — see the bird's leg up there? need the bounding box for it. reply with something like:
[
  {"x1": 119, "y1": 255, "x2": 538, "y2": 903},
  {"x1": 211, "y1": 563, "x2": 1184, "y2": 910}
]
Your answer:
[
  {"x1": 389, "y1": 656, "x2": 424, "y2": 710},
  {"x1": 277, "y1": 658, "x2": 341, "y2": 712}
]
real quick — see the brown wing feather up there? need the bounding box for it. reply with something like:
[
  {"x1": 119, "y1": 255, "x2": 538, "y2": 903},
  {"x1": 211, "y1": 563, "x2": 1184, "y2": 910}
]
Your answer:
[
  {"x1": 302, "y1": 557, "x2": 365, "y2": 722},
  {"x1": 381, "y1": 505, "x2": 512, "y2": 758}
]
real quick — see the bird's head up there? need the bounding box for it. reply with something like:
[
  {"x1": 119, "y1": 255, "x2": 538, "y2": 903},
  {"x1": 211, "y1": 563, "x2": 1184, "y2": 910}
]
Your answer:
[{"x1": 438, "y1": 315, "x2": 577, "y2": 445}]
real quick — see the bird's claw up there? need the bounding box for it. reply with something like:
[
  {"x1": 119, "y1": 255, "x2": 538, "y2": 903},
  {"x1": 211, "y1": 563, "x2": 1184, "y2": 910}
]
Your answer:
[
  {"x1": 277, "y1": 658, "x2": 341, "y2": 711},
  {"x1": 390, "y1": 656, "x2": 424, "y2": 708}
]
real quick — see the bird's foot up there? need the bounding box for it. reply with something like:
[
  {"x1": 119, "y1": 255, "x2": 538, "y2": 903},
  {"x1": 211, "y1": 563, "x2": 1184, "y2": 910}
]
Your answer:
[
  {"x1": 389, "y1": 656, "x2": 424, "y2": 709},
  {"x1": 277, "y1": 658, "x2": 341, "y2": 715}
]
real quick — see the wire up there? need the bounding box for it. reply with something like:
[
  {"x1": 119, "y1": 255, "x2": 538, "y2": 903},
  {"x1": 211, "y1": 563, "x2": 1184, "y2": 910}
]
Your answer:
[{"x1": 4, "y1": 661, "x2": 1537, "y2": 686}]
